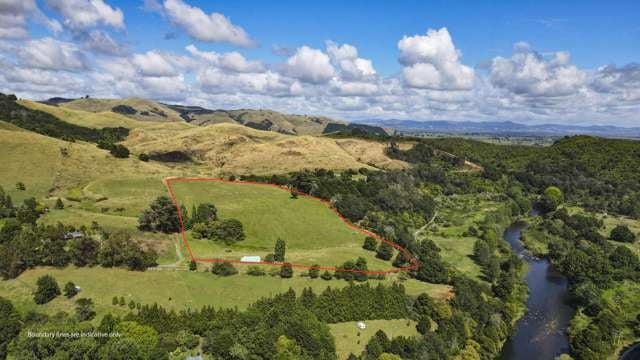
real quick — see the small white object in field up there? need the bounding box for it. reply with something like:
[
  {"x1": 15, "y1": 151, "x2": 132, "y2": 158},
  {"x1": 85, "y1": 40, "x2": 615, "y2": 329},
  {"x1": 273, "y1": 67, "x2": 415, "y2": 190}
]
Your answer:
[{"x1": 241, "y1": 255, "x2": 261, "y2": 262}]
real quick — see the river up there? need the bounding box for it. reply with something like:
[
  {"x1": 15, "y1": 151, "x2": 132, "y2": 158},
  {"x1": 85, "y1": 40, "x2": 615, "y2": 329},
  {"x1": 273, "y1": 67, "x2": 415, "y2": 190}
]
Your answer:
[{"x1": 499, "y1": 221, "x2": 575, "y2": 360}]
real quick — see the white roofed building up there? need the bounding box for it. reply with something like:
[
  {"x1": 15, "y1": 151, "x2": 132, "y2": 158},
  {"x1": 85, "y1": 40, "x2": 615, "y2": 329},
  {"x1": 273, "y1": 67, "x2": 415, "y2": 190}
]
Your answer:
[{"x1": 240, "y1": 256, "x2": 261, "y2": 262}]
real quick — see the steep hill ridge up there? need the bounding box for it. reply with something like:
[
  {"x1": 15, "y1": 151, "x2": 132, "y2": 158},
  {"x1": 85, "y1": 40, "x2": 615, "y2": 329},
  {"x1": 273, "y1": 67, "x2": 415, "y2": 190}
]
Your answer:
[
  {"x1": 56, "y1": 97, "x2": 185, "y2": 122},
  {"x1": 14, "y1": 97, "x2": 408, "y2": 176},
  {"x1": 38, "y1": 96, "x2": 388, "y2": 136},
  {"x1": 165, "y1": 106, "x2": 342, "y2": 135}
]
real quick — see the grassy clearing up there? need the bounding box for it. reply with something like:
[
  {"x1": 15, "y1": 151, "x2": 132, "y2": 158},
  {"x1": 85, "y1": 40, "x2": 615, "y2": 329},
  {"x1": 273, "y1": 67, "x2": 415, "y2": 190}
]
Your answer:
[
  {"x1": 600, "y1": 213, "x2": 640, "y2": 257},
  {"x1": 401, "y1": 279, "x2": 453, "y2": 299},
  {"x1": 82, "y1": 176, "x2": 168, "y2": 217},
  {"x1": 424, "y1": 195, "x2": 499, "y2": 280},
  {"x1": 563, "y1": 206, "x2": 640, "y2": 257},
  {"x1": 0, "y1": 267, "x2": 448, "y2": 323},
  {"x1": 172, "y1": 181, "x2": 393, "y2": 270},
  {"x1": 329, "y1": 319, "x2": 418, "y2": 359}
]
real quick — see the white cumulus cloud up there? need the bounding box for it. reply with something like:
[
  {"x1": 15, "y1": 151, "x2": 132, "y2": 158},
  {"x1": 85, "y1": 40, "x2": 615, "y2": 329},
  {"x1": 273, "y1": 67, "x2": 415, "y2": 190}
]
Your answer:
[
  {"x1": 398, "y1": 28, "x2": 474, "y2": 90},
  {"x1": 45, "y1": 0, "x2": 125, "y2": 30},
  {"x1": 326, "y1": 41, "x2": 376, "y2": 81},
  {"x1": 19, "y1": 37, "x2": 88, "y2": 71},
  {"x1": 163, "y1": 0, "x2": 255, "y2": 47},
  {"x1": 286, "y1": 46, "x2": 335, "y2": 84},
  {"x1": 0, "y1": 0, "x2": 61, "y2": 38},
  {"x1": 488, "y1": 42, "x2": 586, "y2": 97}
]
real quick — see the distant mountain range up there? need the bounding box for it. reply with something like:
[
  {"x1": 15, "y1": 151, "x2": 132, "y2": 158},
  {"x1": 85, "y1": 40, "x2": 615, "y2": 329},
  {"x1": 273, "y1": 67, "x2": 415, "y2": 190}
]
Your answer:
[{"x1": 354, "y1": 119, "x2": 640, "y2": 138}]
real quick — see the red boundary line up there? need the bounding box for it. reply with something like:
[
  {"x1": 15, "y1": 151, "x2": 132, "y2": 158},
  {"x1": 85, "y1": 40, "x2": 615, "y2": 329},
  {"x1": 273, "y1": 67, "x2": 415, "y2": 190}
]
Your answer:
[{"x1": 164, "y1": 177, "x2": 419, "y2": 275}]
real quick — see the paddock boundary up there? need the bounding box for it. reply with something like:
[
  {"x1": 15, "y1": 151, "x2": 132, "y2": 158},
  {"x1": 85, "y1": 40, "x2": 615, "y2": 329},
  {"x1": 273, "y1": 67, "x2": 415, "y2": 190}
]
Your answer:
[{"x1": 164, "y1": 177, "x2": 420, "y2": 275}]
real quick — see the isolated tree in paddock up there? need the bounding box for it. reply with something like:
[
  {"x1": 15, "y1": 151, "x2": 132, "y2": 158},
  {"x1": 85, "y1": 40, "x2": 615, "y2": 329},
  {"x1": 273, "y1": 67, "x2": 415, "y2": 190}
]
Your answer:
[
  {"x1": 280, "y1": 263, "x2": 293, "y2": 278},
  {"x1": 363, "y1": 236, "x2": 378, "y2": 251},
  {"x1": 610, "y1": 225, "x2": 636, "y2": 243},
  {"x1": 189, "y1": 260, "x2": 197, "y2": 271},
  {"x1": 15, "y1": 182, "x2": 25, "y2": 191},
  {"x1": 54, "y1": 198, "x2": 64, "y2": 209},
  {"x1": 34, "y1": 275, "x2": 61, "y2": 304},
  {"x1": 274, "y1": 238, "x2": 286, "y2": 262},
  {"x1": 64, "y1": 281, "x2": 78, "y2": 298},
  {"x1": 376, "y1": 242, "x2": 394, "y2": 261},
  {"x1": 209, "y1": 219, "x2": 245, "y2": 244},
  {"x1": 138, "y1": 196, "x2": 180, "y2": 233},
  {"x1": 0, "y1": 297, "x2": 21, "y2": 359},
  {"x1": 75, "y1": 298, "x2": 96, "y2": 321}
]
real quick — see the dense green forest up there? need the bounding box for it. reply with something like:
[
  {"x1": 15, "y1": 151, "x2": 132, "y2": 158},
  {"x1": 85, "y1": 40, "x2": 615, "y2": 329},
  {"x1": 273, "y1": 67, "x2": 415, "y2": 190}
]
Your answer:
[{"x1": 418, "y1": 136, "x2": 640, "y2": 218}]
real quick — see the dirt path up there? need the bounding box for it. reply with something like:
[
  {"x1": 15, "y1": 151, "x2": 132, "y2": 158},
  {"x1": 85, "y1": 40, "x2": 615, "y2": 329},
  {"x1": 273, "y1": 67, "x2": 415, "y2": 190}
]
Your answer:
[
  {"x1": 434, "y1": 149, "x2": 484, "y2": 172},
  {"x1": 151, "y1": 234, "x2": 187, "y2": 271},
  {"x1": 414, "y1": 210, "x2": 438, "y2": 241}
]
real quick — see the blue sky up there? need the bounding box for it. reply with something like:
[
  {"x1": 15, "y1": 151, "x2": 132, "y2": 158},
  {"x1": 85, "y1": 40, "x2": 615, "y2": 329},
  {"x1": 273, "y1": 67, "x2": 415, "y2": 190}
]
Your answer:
[
  {"x1": 1, "y1": 0, "x2": 639, "y2": 125},
  {"x1": 94, "y1": 0, "x2": 640, "y2": 71}
]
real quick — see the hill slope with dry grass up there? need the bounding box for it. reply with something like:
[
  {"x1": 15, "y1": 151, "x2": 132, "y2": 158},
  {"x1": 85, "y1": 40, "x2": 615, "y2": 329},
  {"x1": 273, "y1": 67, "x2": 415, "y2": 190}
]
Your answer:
[
  {"x1": 56, "y1": 97, "x2": 185, "y2": 123},
  {"x1": 19, "y1": 99, "x2": 408, "y2": 176}
]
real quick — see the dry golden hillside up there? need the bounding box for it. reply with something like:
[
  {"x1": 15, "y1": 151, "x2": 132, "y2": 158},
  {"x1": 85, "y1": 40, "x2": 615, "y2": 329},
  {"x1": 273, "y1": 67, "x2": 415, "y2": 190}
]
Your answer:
[
  {"x1": 170, "y1": 107, "x2": 341, "y2": 135},
  {"x1": 0, "y1": 121, "x2": 172, "y2": 202},
  {"x1": 59, "y1": 98, "x2": 185, "y2": 123},
  {"x1": 18, "y1": 98, "x2": 409, "y2": 176},
  {"x1": 125, "y1": 123, "x2": 408, "y2": 175}
]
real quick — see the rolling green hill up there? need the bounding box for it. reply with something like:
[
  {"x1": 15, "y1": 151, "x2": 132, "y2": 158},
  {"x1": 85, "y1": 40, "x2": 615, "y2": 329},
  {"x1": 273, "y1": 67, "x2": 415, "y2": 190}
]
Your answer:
[{"x1": 171, "y1": 180, "x2": 394, "y2": 270}]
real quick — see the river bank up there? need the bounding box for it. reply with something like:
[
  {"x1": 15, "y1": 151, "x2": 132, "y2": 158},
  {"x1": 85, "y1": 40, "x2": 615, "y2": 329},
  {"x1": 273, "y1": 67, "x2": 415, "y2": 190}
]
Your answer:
[{"x1": 499, "y1": 222, "x2": 574, "y2": 360}]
